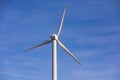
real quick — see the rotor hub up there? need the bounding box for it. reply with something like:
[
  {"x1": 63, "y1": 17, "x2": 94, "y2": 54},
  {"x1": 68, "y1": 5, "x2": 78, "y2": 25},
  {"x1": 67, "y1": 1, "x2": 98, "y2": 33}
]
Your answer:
[{"x1": 50, "y1": 34, "x2": 58, "y2": 40}]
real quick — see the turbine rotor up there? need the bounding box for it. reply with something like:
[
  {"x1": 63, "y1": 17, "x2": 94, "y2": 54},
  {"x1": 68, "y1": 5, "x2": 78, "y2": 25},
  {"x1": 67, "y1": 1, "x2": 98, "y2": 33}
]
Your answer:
[{"x1": 25, "y1": 5, "x2": 81, "y2": 65}]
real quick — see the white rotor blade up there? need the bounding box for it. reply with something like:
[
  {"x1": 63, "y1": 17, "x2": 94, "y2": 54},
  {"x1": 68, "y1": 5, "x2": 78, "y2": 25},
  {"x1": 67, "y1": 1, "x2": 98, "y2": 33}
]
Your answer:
[
  {"x1": 56, "y1": 5, "x2": 66, "y2": 36},
  {"x1": 25, "y1": 40, "x2": 52, "y2": 51},
  {"x1": 57, "y1": 40, "x2": 81, "y2": 65}
]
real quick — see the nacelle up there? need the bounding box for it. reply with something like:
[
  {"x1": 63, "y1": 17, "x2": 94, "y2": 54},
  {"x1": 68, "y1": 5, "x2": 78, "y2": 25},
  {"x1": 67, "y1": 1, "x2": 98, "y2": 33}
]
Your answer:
[{"x1": 50, "y1": 34, "x2": 58, "y2": 40}]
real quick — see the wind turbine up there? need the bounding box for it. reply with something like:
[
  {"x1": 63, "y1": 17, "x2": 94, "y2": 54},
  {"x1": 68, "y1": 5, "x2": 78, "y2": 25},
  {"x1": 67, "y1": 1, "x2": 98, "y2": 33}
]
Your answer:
[{"x1": 25, "y1": 5, "x2": 81, "y2": 80}]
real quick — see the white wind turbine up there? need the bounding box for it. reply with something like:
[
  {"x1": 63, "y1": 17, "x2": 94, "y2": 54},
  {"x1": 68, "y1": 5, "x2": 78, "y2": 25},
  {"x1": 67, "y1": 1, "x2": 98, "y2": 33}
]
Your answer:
[{"x1": 25, "y1": 5, "x2": 81, "y2": 80}]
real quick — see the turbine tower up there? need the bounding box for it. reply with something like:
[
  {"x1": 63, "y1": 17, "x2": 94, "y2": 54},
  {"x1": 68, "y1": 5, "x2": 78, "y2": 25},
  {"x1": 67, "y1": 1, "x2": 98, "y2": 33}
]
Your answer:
[{"x1": 25, "y1": 5, "x2": 81, "y2": 80}]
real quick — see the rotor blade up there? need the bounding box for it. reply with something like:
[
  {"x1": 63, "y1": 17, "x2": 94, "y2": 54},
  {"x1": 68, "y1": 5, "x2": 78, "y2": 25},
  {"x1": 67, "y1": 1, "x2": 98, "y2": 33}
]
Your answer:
[
  {"x1": 56, "y1": 5, "x2": 66, "y2": 36},
  {"x1": 25, "y1": 39, "x2": 52, "y2": 51},
  {"x1": 57, "y1": 40, "x2": 81, "y2": 65}
]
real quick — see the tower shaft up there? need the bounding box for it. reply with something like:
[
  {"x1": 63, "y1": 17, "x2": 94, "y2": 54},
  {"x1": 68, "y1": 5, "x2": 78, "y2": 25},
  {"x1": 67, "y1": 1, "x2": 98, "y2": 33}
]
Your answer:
[{"x1": 52, "y1": 40, "x2": 57, "y2": 80}]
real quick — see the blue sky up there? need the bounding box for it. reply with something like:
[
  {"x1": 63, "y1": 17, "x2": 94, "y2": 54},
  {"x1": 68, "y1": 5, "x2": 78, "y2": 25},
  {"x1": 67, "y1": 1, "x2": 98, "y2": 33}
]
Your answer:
[{"x1": 0, "y1": 0, "x2": 120, "y2": 80}]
